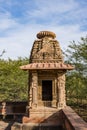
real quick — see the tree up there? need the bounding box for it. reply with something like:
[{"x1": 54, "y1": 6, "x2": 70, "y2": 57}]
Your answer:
[
  {"x1": 0, "y1": 57, "x2": 29, "y2": 101},
  {"x1": 65, "y1": 36, "x2": 87, "y2": 105}
]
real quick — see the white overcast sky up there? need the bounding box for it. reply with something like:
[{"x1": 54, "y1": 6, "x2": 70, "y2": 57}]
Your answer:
[{"x1": 0, "y1": 0, "x2": 87, "y2": 59}]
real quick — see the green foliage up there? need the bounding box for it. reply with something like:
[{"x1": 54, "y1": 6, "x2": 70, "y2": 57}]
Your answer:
[
  {"x1": 0, "y1": 57, "x2": 28, "y2": 101},
  {"x1": 65, "y1": 36, "x2": 87, "y2": 105}
]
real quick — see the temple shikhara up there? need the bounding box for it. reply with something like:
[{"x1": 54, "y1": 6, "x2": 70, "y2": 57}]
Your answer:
[{"x1": 20, "y1": 31, "x2": 74, "y2": 117}]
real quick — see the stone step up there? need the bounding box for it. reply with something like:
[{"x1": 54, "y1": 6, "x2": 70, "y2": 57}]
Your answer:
[
  {"x1": 23, "y1": 110, "x2": 61, "y2": 125},
  {"x1": 12, "y1": 122, "x2": 64, "y2": 130},
  {"x1": 22, "y1": 123, "x2": 63, "y2": 130},
  {"x1": 29, "y1": 108, "x2": 59, "y2": 119}
]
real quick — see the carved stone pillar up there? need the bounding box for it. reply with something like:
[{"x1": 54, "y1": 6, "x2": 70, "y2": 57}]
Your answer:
[
  {"x1": 57, "y1": 71, "x2": 66, "y2": 109},
  {"x1": 32, "y1": 71, "x2": 38, "y2": 108},
  {"x1": 28, "y1": 73, "x2": 32, "y2": 109}
]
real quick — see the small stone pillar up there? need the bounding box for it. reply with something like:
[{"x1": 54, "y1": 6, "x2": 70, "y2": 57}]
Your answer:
[
  {"x1": 2, "y1": 102, "x2": 6, "y2": 119},
  {"x1": 32, "y1": 71, "x2": 38, "y2": 108},
  {"x1": 57, "y1": 71, "x2": 66, "y2": 109}
]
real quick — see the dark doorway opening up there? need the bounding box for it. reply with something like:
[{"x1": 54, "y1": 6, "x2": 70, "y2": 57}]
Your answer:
[{"x1": 42, "y1": 80, "x2": 52, "y2": 101}]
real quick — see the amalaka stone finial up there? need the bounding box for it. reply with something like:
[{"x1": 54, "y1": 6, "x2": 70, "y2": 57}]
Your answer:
[{"x1": 37, "y1": 31, "x2": 56, "y2": 39}]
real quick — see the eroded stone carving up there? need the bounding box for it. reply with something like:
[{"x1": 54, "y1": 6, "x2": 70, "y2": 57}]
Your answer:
[
  {"x1": 57, "y1": 72, "x2": 66, "y2": 108},
  {"x1": 30, "y1": 31, "x2": 63, "y2": 63}
]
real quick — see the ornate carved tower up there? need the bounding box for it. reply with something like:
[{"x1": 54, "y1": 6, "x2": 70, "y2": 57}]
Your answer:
[{"x1": 20, "y1": 31, "x2": 74, "y2": 117}]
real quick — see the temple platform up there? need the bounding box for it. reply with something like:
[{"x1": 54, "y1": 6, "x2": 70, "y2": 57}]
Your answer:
[
  {"x1": 11, "y1": 106, "x2": 87, "y2": 130},
  {"x1": 28, "y1": 106, "x2": 61, "y2": 118}
]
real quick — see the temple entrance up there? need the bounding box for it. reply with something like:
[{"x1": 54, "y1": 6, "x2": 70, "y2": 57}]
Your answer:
[{"x1": 42, "y1": 80, "x2": 52, "y2": 101}]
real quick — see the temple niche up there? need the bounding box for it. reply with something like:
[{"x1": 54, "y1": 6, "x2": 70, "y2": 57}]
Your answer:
[{"x1": 20, "y1": 31, "x2": 74, "y2": 117}]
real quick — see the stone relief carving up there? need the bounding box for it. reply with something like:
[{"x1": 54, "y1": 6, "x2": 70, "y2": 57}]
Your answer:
[
  {"x1": 30, "y1": 35, "x2": 63, "y2": 63},
  {"x1": 57, "y1": 73, "x2": 65, "y2": 88},
  {"x1": 57, "y1": 72, "x2": 66, "y2": 108}
]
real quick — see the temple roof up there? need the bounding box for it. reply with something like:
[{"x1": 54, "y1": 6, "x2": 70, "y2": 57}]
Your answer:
[{"x1": 20, "y1": 63, "x2": 74, "y2": 70}]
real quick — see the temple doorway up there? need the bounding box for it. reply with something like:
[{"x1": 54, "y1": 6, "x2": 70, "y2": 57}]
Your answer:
[{"x1": 42, "y1": 80, "x2": 52, "y2": 101}]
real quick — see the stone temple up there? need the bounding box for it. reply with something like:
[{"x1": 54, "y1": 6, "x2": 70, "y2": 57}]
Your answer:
[
  {"x1": 20, "y1": 31, "x2": 74, "y2": 117},
  {"x1": 12, "y1": 31, "x2": 87, "y2": 130}
]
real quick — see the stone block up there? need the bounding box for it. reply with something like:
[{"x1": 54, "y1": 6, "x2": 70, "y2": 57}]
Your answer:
[
  {"x1": 22, "y1": 123, "x2": 62, "y2": 130},
  {"x1": 22, "y1": 123, "x2": 39, "y2": 130},
  {"x1": 11, "y1": 122, "x2": 22, "y2": 130}
]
